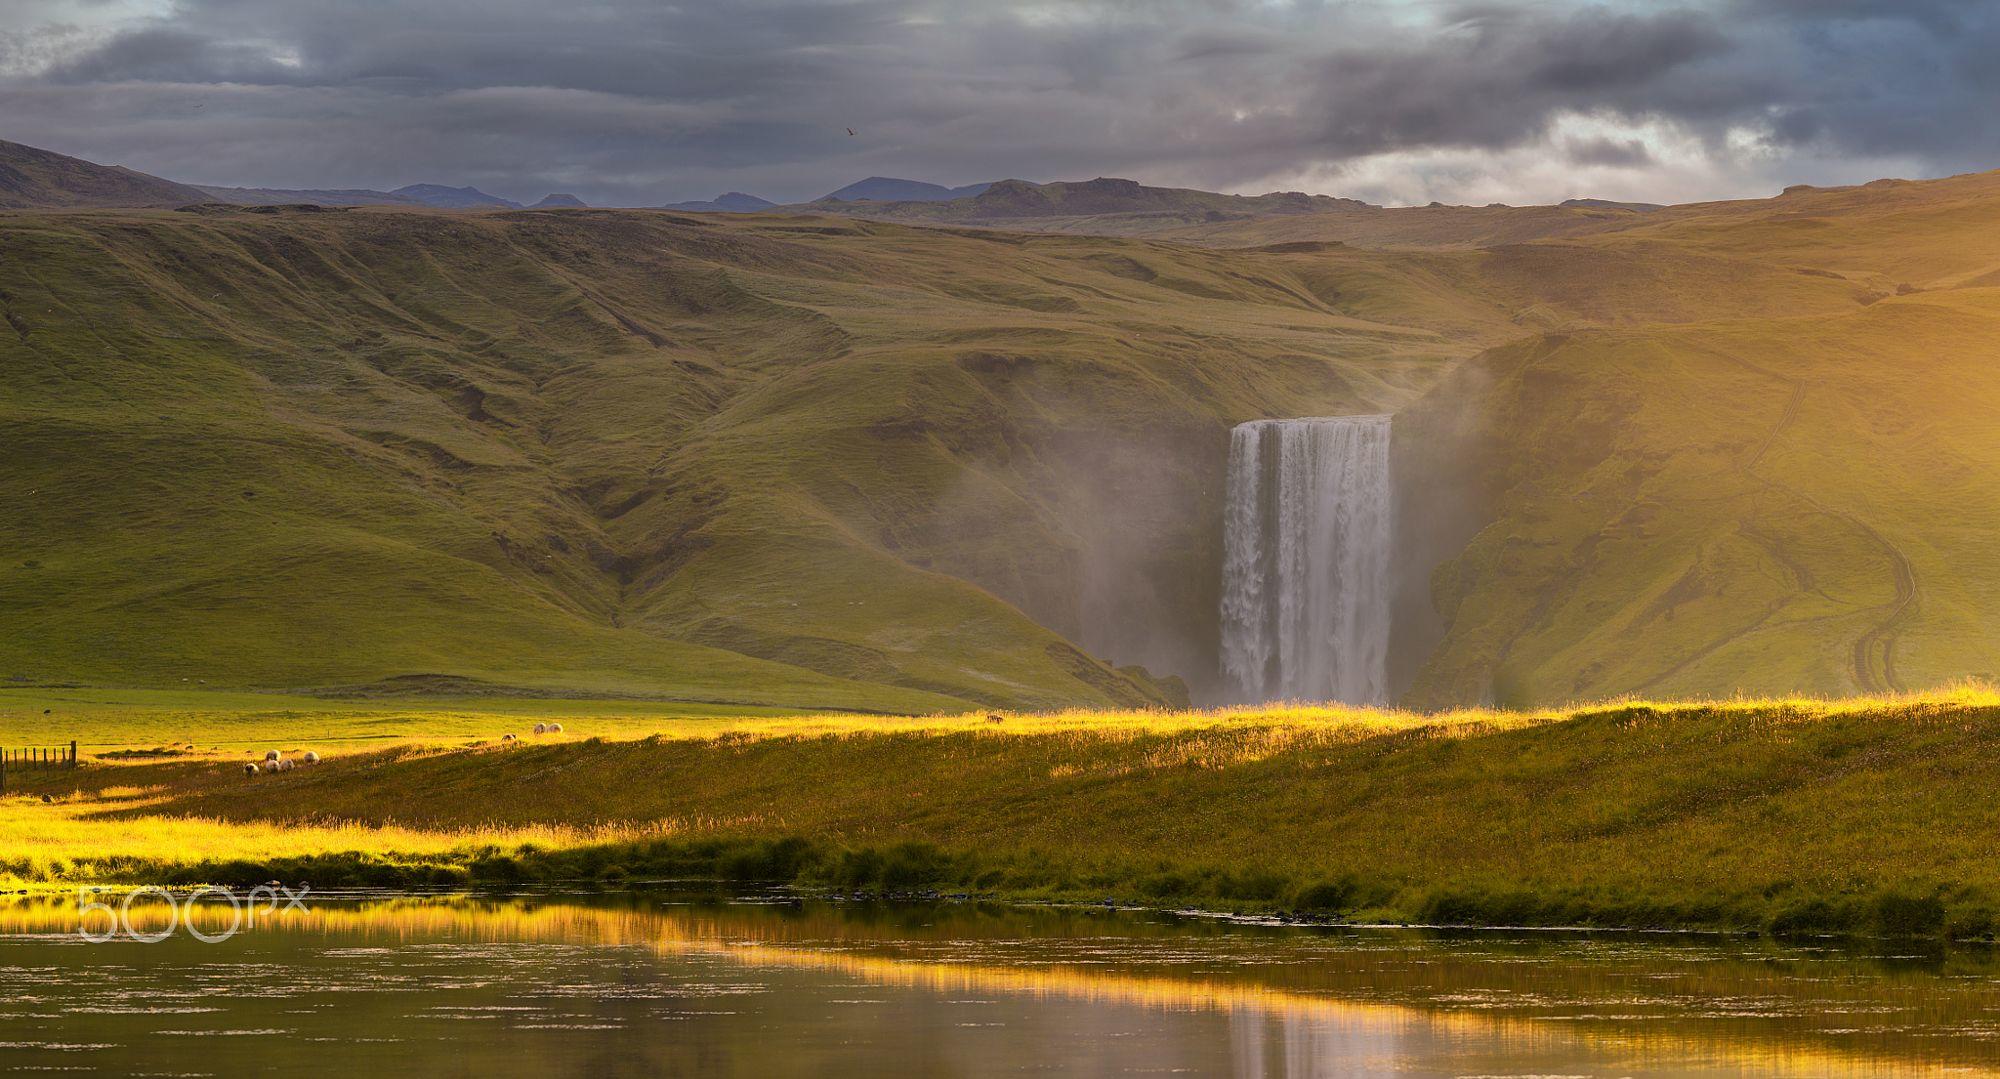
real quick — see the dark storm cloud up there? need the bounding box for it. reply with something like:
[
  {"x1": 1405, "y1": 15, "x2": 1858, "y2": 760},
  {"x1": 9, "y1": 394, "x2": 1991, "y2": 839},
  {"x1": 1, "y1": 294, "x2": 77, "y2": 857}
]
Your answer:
[
  {"x1": 1, "y1": 0, "x2": 1996, "y2": 207},
  {"x1": 1564, "y1": 135, "x2": 1654, "y2": 168}
]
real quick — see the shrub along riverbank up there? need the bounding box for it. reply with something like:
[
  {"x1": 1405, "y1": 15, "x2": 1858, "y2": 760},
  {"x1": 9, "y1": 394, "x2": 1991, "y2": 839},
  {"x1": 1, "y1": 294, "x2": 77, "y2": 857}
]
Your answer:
[{"x1": 9, "y1": 691, "x2": 2000, "y2": 940}]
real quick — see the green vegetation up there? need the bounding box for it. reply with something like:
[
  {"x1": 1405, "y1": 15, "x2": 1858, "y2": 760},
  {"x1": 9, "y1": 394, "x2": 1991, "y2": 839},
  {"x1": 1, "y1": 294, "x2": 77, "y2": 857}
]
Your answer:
[
  {"x1": 1400, "y1": 172, "x2": 2000, "y2": 705},
  {"x1": 12, "y1": 690, "x2": 2000, "y2": 940},
  {"x1": 1, "y1": 204, "x2": 1518, "y2": 709},
  {"x1": 2, "y1": 181, "x2": 1910, "y2": 709},
  {"x1": 11, "y1": 142, "x2": 2000, "y2": 711}
]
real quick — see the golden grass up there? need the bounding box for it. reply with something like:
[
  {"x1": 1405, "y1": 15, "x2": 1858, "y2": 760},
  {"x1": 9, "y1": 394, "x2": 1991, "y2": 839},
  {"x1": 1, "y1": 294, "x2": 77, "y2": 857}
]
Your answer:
[
  {"x1": 11, "y1": 685, "x2": 2000, "y2": 934},
  {"x1": 0, "y1": 784, "x2": 678, "y2": 888}
]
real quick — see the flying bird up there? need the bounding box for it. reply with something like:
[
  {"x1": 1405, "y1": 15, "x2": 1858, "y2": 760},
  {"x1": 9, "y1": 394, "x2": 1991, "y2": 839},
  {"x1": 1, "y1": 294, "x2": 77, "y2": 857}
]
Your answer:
[{"x1": 846, "y1": 128, "x2": 855, "y2": 137}]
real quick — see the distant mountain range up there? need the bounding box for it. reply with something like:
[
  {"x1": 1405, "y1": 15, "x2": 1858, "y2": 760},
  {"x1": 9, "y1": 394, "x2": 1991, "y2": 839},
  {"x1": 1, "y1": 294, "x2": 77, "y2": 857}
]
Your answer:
[
  {"x1": 388, "y1": 183, "x2": 521, "y2": 209},
  {"x1": 193, "y1": 180, "x2": 581, "y2": 210},
  {"x1": 1560, "y1": 197, "x2": 1666, "y2": 213},
  {"x1": 194, "y1": 185, "x2": 423, "y2": 207},
  {"x1": 797, "y1": 176, "x2": 1376, "y2": 229},
  {"x1": 0, "y1": 137, "x2": 1678, "y2": 248},
  {"x1": 661, "y1": 192, "x2": 776, "y2": 213},
  {"x1": 816, "y1": 176, "x2": 994, "y2": 202}
]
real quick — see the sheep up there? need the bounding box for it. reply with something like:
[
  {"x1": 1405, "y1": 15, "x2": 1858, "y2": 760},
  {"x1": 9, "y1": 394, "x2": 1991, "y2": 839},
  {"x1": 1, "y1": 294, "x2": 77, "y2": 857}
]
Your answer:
[
  {"x1": 502, "y1": 733, "x2": 517, "y2": 742},
  {"x1": 278, "y1": 759, "x2": 296, "y2": 772},
  {"x1": 264, "y1": 749, "x2": 281, "y2": 762},
  {"x1": 260, "y1": 759, "x2": 280, "y2": 773},
  {"x1": 243, "y1": 762, "x2": 259, "y2": 776},
  {"x1": 533, "y1": 722, "x2": 548, "y2": 735},
  {"x1": 547, "y1": 723, "x2": 564, "y2": 734},
  {"x1": 302, "y1": 751, "x2": 320, "y2": 765}
]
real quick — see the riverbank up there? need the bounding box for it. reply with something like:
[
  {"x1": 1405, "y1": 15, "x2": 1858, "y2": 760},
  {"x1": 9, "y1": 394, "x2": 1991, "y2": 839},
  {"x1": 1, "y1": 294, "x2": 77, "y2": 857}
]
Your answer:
[{"x1": 8, "y1": 689, "x2": 2000, "y2": 939}]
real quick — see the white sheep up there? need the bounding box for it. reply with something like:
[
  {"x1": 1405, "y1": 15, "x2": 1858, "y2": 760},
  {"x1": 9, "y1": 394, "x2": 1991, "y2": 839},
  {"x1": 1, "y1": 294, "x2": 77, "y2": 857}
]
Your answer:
[
  {"x1": 264, "y1": 749, "x2": 281, "y2": 762},
  {"x1": 302, "y1": 751, "x2": 320, "y2": 765},
  {"x1": 547, "y1": 723, "x2": 564, "y2": 734},
  {"x1": 243, "y1": 762, "x2": 260, "y2": 776},
  {"x1": 502, "y1": 733, "x2": 517, "y2": 742},
  {"x1": 279, "y1": 758, "x2": 296, "y2": 772},
  {"x1": 261, "y1": 759, "x2": 280, "y2": 773},
  {"x1": 533, "y1": 722, "x2": 548, "y2": 735}
]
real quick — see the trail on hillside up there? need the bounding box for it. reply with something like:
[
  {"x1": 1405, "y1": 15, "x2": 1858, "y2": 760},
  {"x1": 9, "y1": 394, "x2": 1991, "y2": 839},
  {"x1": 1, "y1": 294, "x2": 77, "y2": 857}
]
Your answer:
[{"x1": 1723, "y1": 355, "x2": 1916, "y2": 694}]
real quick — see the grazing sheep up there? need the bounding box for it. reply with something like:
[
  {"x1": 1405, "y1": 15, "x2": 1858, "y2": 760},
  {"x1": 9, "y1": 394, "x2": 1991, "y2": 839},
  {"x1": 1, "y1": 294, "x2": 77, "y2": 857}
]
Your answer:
[
  {"x1": 279, "y1": 759, "x2": 296, "y2": 772},
  {"x1": 260, "y1": 759, "x2": 280, "y2": 773},
  {"x1": 533, "y1": 722, "x2": 548, "y2": 735},
  {"x1": 547, "y1": 723, "x2": 564, "y2": 734},
  {"x1": 502, "y1": 733, "x2": 517, "y2": 742},
  {"x1": 264, "y1": 749, "x2": 281, "y2": 762},
  {"x1": 302, "y1": 751, "x2": 320, "y2": 765},
  {"x1": 243, "y1": 762, "x2": 259, "y2": 776}
]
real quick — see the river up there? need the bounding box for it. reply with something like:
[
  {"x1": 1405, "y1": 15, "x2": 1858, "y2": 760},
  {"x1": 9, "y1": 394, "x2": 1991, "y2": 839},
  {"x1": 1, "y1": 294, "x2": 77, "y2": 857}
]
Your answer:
[{"x1": 2, "y1": 889, "x2": 1995, "y2": 1076}]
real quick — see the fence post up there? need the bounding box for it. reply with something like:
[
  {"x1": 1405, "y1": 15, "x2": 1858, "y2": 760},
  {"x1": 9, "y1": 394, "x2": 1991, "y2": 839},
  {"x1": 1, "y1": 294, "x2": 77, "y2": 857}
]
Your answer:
[{"x1": 70, "y1": 740, "x2": 77, "y2": 767}]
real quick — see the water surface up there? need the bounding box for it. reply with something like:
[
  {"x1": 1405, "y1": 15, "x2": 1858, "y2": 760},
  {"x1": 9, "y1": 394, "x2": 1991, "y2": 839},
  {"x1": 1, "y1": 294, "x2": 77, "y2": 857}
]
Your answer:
[{"x1": 2, "y1": 890, "x2": 1997, "y2": 1076}]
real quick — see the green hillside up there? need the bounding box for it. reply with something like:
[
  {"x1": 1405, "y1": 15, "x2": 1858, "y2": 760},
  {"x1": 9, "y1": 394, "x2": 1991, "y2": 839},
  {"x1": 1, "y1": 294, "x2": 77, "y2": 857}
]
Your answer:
[
  {"x1": 1398, "y1": 170, "x2": 2000, "y2": 705},
  {"x1": 7, "y1": 165, "x2": 2000, "y2": 712},
  {"x1": 1, "y1": 205, "x2": 1520, "y2": 709}
]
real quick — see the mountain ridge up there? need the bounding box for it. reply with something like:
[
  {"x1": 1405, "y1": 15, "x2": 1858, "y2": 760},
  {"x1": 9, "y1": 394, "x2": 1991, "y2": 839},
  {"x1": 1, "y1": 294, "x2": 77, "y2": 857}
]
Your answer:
[{"x1": 0, "y1": 138, "x2": 210, "y2": 209}]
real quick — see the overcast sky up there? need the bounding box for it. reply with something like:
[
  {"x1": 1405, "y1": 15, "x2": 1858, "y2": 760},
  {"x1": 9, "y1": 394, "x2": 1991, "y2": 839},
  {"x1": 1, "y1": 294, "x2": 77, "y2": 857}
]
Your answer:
[{"x1": 1, "y1": 0, "x2": 1995, "y2": 207}]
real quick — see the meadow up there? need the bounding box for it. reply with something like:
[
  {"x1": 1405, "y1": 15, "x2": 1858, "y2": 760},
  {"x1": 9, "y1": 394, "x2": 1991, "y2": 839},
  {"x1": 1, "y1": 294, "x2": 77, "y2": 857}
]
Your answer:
[{"x1": 8, "y1": 687, "x2": 2000, "y2": 940}]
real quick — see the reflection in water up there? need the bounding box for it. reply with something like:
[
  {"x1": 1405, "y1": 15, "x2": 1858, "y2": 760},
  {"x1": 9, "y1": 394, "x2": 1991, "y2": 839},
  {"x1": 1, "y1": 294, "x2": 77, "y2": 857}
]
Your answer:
[{"x1": 1, "y1": 891, "x2": 1998, "y2": 1076}]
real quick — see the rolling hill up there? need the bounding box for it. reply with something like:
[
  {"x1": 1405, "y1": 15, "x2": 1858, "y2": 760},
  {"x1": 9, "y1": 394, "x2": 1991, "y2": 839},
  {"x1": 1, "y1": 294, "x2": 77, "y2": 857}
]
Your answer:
[
  {"x1": 0, "y1": 139, "x2": 209, "y2": 210},
  {"x1": 0, "y1": 204, "x2": 1538, "y2": 709},
  {"x1": 1395, "y1": 169, "x2": 2000, "y2": 705},
  {"x1": 7, "y1": 140, "x2": 2000, "y2": 711},
  {"x1": 804, "y1": 175, "x2": 1664, "y2": 248},
  {"x1": 195, "y1": 186, "x2": 427, "y2": 208},
  {"x1": 817, "y1": 177, "x2": 994, "y2": 202},
  {"x1": 660, "y1": 192, "x2": 776, "y2": 213}
]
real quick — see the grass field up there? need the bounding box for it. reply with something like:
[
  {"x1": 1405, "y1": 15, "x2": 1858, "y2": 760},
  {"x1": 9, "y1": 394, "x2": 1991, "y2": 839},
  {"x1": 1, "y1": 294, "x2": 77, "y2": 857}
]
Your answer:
[{"x1": 9, "y1": 688, "x2": 2000, "y2": 940}]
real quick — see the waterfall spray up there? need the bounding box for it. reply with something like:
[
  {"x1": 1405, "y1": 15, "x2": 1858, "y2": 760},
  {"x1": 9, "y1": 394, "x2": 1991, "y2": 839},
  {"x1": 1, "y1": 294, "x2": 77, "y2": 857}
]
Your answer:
[{"x1": 1219, "y1": 415, "x2": 1393, "y2": 704}]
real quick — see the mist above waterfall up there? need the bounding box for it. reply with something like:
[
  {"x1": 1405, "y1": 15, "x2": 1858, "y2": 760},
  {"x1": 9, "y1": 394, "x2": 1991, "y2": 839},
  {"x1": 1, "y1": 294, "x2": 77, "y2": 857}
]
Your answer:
[{"x1": 1219, "y1": 415, "x2": 1393, "y2": 705}]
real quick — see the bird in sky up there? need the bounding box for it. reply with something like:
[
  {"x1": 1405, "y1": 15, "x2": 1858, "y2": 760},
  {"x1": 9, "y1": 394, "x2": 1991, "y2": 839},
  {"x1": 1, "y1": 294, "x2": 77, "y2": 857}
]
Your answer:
[{"x1": 846, "y1": 127, "x2": 856, "y2": 136}]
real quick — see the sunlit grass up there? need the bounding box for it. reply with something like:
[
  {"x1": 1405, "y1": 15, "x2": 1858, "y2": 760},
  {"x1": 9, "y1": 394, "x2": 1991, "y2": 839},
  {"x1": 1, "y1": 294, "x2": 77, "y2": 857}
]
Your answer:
[
  {"x1": 10, "y1": 686, "x2": 2000, "y2": 936},
  {"x1": 20, "y1": 682, "x2": 1998, "y2": 761},
  {"x1": 0, "y1": 785, "x2": 677, "y2": 889}
]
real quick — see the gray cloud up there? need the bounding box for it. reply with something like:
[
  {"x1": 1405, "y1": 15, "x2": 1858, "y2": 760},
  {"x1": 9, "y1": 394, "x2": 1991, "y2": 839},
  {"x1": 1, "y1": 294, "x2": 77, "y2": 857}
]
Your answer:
[{"x1": 0, "y1": 0, "x2": 1996, "y2": 207}]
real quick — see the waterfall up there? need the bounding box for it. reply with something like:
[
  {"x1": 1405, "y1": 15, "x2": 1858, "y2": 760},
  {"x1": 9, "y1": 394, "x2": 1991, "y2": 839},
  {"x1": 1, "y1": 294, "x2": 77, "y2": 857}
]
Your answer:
[{"x1": 1219, "y1": 415, "x2": 1393, "y2": 704}]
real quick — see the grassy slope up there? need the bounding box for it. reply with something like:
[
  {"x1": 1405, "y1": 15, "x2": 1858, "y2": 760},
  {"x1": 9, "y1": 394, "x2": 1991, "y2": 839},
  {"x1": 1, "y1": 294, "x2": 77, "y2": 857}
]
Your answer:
[
  {"x1": 9, "y1": 169, "x2": 1997, "y2": 712},
  {"x1": 12, "y1": 691, "x2": 2000, "y2": 937},
  {"x1": 2, "y1": 207, "x2": 1523, "y2": 709},
  {"x1": 1399, "y1": 170, "x2": 2000, "y2": 705},
  {"x1": 0, "y1": 139, "x2": 210, "y2": 210}
]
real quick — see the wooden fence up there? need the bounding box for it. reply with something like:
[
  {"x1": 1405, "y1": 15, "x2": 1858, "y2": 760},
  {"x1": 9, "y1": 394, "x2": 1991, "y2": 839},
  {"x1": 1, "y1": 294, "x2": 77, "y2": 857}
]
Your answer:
[{"x1": 0, "y1": 741, "x2": 78, "y2": 794}]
